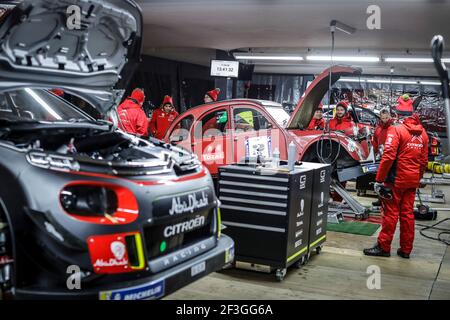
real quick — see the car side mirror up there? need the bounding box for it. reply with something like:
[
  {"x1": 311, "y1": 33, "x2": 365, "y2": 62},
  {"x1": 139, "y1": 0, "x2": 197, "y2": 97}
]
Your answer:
[{"x1": 170, "y1": 135, "x2": 184, "y2": 144}]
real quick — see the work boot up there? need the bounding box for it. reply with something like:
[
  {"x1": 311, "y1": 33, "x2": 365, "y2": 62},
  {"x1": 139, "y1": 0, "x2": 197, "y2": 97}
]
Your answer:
[
  {"x1": 397, "y1": 248, "x2": 410, "y2": 259},
  {"x1": 372, "y1": 199, "x2": 381, "y2": 206},
  {"x1": 363, "y1": 244, "x2": 390, "y2": 257}
]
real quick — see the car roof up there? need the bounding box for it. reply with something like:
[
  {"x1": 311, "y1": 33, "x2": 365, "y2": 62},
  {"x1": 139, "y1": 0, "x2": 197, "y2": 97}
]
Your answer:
[{"x1": 184, "y1": 98, "x2": 282, "y2": 114}]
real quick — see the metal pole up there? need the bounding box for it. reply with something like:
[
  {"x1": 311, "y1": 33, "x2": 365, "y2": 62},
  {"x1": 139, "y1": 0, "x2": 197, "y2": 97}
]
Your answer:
[{"x1": 431, "y1": 35, "x2": 450, "y2": 151}]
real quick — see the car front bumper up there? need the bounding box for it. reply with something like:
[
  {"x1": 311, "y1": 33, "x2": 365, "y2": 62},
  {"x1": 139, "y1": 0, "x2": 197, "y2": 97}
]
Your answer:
[{"x1": 13, "y1": 235, "x2": 234, "y2": 300}]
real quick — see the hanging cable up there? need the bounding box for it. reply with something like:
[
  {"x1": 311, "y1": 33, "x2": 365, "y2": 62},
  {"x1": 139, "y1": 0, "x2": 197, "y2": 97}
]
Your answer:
[{"x1": 316, "y1": 23, "x2": 341, "y2": 165}]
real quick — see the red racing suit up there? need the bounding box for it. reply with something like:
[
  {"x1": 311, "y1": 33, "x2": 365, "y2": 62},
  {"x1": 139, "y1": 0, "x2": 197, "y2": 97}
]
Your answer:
[
  {"x1": 148, "y1": 108, "x2": 179, "y2": 140},
  {"x1": 307, "y1": 117, "x2": 325, "y2": 130},
  {"x1": 328, "y1": 113, "x2": 356, "y2": 136},
  {"x1": 117, "y1": 98, "x2": 148, "y2": 136},
  {"x1": 375, "y1": 114, "x2": 429, "y2": 254},
  {"x1": 372, "y1": 119, "x2": 395, "y2": 154}
]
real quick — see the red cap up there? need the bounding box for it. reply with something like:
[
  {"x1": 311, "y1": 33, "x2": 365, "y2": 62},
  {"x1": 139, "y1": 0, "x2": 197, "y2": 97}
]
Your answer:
[
  {"x1": 130, "y1": 88, "x2": 145, "y2": 104},
  {"x1": 206, "y1": 88, "x2": 220, "y2": 102},
  {"x1": 50, "y1": 88, "x2": 64, "y2": 97},
  {"x1": 336, "y1": 101, "x2": 348, "y2": 111},
  {"x1": 162, "y1": 95, "x2": 173, "y2": 107}
]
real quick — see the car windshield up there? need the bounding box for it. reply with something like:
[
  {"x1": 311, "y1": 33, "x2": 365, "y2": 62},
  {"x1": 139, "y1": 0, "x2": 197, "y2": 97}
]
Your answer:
[
  {"x1": 0, "y1": 88, "x2": 92, "y2": 123},
  {"x1": 354, "y1": 107, "x2": 379, "y2": 125},
  {"x1": 264, "y1": 106, "x2": 290, "y2": 128}
]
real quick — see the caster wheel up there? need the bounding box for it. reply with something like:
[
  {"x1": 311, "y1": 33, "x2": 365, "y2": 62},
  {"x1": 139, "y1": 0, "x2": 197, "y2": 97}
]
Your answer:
[
  {"x1": 294, "y1": 256, "x2": 306, "y2": 269},
  {"x1": 275, "y1": 269, "x2": 286, "y2": 282},
  {"x1": 316, "y1": 246, "x2": 322, "y2": 255}
]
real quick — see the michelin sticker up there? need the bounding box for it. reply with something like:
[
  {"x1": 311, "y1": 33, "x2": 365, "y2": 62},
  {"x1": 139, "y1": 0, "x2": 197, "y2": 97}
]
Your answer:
[
  {"x1": 99, "y1": 279, "x2": 165, "y2": 300},
  {"x1": 225, "y1": 245, "x2": 235, "y2": 264}
]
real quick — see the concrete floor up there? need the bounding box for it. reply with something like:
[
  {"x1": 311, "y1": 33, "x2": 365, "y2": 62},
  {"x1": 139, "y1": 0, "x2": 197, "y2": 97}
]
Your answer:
[{"x1": 166, "y1": 174, "x2": 450, "y2": 300}]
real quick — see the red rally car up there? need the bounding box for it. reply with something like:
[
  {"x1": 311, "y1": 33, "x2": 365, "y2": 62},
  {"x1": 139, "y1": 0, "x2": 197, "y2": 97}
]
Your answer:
[{"x1": 164, "y1": 66, "x2": 376, "y2": 181}]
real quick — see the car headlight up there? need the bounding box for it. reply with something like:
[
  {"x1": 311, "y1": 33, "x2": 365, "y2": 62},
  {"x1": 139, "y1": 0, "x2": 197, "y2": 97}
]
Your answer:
[
  {"x1": 60, "y1": 186, "x2": 118, "y2": 217},
  {"x1": 60, "y1": 183, "x2": 139, "y2": 225}
]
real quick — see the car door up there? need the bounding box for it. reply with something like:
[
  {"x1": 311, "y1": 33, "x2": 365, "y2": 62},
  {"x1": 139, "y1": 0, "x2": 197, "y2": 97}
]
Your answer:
[
  {"x1": 166, "y1": 115, "x2": 195, "y2": 152},
  {"x1": 191, "y1": 107, "x2": 233, "y2": 176},
  {"x1": 231, "y1": 105, "x2": 286, "y2": 164}
]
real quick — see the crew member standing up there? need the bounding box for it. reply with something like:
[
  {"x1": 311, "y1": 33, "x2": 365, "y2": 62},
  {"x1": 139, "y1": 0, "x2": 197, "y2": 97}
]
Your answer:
[
  {"x1": 371, "y1": 108, "x2": 395, "y2": 206},
  {"x1": 117, "y1": 88, "x2": 148, "y2": 137},
  {"x1": 148, "y1": 95, "x2": 179, "y2": 140},
  {"x1": 372, "y1": 108, "x2": 395, "y2": 156},
  {"x1": 364, "y1": 113, "x2": 428, "y2": 258},
  {"x1": 204, "y1": 88, "x2": 221, "y2": 103},
  {"x1": 307, "y1": 104, "x2": 325, "y2": 130},
  {"x1": 328, "y1": 101, "x2": 356, "y2": 136}
]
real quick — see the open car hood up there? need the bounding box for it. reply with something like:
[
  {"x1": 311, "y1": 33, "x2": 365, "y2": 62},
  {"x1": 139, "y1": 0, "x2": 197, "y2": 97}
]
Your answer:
[
  {"x1": 287, "y1": 66, "x2": 361, "y2": 129},
  {"x1": 0, "y1": 0, "x2": 142, "y2": 114}
]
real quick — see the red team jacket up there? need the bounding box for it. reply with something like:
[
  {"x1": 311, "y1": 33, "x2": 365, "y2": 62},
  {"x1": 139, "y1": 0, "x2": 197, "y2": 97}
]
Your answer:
[
  {"x1": 148, "y1": 108, "x2": 179, "y2": 140},
  {"x1": 375, "y1": 114, "x2": 429, "y2": 189},
  {"x1": 329, "y1": 113, "x2": 356, "y2": 136},
  {"x1": 372, "y1": 118, "x2": 395, "y2": 153},
  {"x1": 117, "y1": 98, "x2": 148, "y2": 136},
  {"x1": 307, "y1": 118, "x2": 325, "y2": 130}
]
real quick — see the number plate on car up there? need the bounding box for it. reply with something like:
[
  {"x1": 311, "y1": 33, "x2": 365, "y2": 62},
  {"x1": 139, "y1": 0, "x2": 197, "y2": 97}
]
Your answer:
[{"x1": 191, "y1": 261, "x2": 206, "y2": 277}]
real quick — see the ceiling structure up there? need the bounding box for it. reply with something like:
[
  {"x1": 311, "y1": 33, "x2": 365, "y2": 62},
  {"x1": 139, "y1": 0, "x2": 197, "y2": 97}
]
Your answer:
[{"x1": 136, "y1": 0, "x2": 450, "y2": 77}]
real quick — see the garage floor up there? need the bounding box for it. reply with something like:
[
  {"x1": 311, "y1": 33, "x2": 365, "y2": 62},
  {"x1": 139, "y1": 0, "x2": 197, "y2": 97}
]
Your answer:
[{"x1": 166, "y1": 174, "x2": 450, "y2": 300}]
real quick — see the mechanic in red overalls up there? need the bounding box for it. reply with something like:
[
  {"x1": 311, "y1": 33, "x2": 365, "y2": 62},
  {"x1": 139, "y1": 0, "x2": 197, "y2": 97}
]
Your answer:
[
  {"x1": 117, "y1": 88, "x2": 148, "y2": 137},
  {"x1": 148, "y1": 95, "x2": 179, "y2": 140},
  {"x1": 328, "y1": 101, "x2": 356, "y2": 136},
  {"x1": 395, "y1": 94, "x2": 414, "y2": 117},
  {"x1": 372, "y1": 108, "x2": 395, "y2": 156},
  {"x1": 364, "y1": 113, "x2": 428, "y2": 258},
  {"x1": 371, "y1": 108, "x2": 395, "y2": 206},
  {"x1": 204, "y1": 88, "x2": 221, "y2": 103},
  {"x1": 307, "y1": 104, "x2": 325, "y2": 130}
]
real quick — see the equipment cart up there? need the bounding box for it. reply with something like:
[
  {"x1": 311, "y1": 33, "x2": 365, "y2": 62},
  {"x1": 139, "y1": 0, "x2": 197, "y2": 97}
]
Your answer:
[{"x1": 218, "y1": 162, "x2": 330, "y2": 281}]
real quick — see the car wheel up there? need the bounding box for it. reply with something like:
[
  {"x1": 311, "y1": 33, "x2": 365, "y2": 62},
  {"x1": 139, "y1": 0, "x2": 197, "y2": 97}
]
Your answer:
[{"x1": 0, "y1": 209, "x2": 13, "y2": 299}]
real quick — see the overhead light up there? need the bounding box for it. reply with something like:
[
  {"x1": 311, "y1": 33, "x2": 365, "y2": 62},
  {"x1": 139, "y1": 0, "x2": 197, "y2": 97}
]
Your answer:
[
  {"x1": 306, "y1": 55, "x2": 380, "y2": 62},
  {"x1": 385, "y1": 57, "x2": 432, "y2": 63},
  {"x1": 233, "y1": 54, "x2": 304, "y2": 61},
  {"x1": 385, "y1": 57, "x2": 450, "y2": 63},
  {"x1": 338, "y1": 78, "x2": 440, "y2": 86},
  {"x1": 330, "y1": 20, "x2": 356, "y2": 35},
  {"x1": 420, "y1": 81, "x2": 441, "y2": 86},
  {"x1": 338, "y1": 77, "x2": 366, "y2": 83},
  {"x1": 367, "y1": 79, "x2": 417, "y2": 84}
]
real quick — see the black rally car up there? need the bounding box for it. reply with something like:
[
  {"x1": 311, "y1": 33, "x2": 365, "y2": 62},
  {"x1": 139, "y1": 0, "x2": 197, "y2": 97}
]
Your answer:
[{"x1": 0, "y1": 0, "x2": 234, "y2": 299}]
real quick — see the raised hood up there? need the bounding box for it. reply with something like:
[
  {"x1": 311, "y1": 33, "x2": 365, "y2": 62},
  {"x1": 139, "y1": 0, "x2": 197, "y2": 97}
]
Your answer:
[
  {"x1": 0, "y1": 0, "x2": 142, "y2": 114},
  {"x1": 287, "y1": 66, "x2": 361, "y2": 129}
]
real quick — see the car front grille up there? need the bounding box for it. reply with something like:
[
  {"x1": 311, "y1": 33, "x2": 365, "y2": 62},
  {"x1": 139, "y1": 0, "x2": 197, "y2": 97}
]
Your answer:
[{"x1": 143, "y1": 208, "x2": 215, "y2": 273}]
